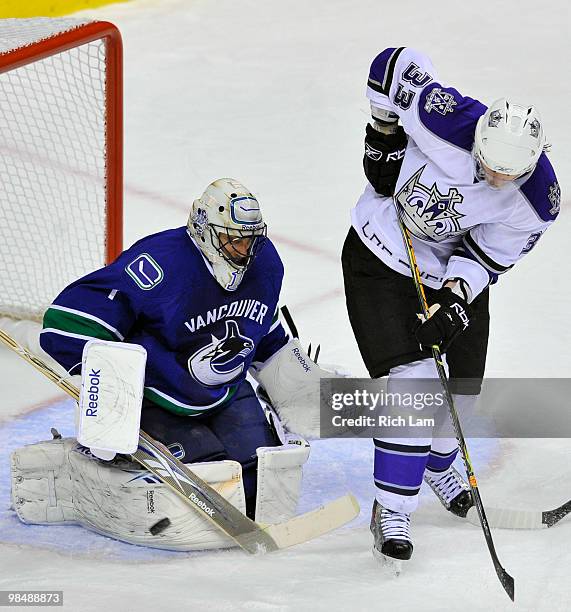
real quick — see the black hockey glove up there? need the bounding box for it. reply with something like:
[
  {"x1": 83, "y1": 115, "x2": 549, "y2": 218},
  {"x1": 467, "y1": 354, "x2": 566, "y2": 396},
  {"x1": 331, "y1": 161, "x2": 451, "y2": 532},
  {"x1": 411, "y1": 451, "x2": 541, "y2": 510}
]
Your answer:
[
  {"x1": 414, "y1": 287, "x2": 472, "y2": 352},
  {"x1": 363, "y1": 123, "x2": 408, "y2": 196}
]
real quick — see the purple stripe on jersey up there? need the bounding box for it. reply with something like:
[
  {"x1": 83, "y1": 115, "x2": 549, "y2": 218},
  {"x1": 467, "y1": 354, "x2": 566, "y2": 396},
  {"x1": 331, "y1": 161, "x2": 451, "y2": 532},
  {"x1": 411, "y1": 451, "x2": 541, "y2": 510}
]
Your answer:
[
  {"x1": 519, "y1": 154, "x2": 560, "y2": 222},
  {"x1": 368, "y1": 47, "x2": 405, "y2": 96},
  {"x1": 426, "y1": 448, "x2": 459, "y2": 473},
  {"x1": 418, "y1": 83, "x2": 486, "y2": 152},
  {"x1": 374, "y1": 443, "x2": 430, "y2": 492}
]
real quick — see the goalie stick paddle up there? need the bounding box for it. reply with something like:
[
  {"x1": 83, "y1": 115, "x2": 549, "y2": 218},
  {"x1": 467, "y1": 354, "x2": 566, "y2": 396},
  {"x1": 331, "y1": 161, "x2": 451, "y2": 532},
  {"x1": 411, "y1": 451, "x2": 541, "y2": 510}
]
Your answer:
[
  {"x1": 0, "y1": 327, "x2": 359, "y2": 554},
  {"x1": 392, "y1": 208, "x2": 515, "y2": 602},
  {"x1": 466, "y1": 498, "x2": 571, "y2": 530}
]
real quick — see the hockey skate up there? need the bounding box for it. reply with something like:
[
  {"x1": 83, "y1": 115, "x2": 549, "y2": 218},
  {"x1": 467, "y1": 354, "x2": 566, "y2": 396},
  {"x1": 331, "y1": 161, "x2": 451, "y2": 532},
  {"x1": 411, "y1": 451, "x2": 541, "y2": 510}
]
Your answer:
[
  {"x1": 424, "y1": 466, "x2": 473, "y2": 518},
  {"x1": 370, "y1": 500, "x2": 413, "y2": 575}
]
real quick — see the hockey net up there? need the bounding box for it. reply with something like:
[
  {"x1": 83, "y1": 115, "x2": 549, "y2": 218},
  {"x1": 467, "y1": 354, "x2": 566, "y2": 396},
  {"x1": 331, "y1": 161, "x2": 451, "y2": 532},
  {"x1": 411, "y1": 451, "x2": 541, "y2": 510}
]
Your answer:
[{"x1": 0, "y1": 18, "x2": 123, "y2": 325}]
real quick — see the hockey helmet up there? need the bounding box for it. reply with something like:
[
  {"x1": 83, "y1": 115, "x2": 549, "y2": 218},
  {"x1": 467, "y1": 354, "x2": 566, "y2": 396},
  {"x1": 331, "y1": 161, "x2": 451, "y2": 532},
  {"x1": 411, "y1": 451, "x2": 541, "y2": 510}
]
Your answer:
[
  {"x1": 187, "y1": 178, "x2": 267, "y2": 291},
  {"x1": 473, "y1": 98, "x2": 546, "y2": 181}
]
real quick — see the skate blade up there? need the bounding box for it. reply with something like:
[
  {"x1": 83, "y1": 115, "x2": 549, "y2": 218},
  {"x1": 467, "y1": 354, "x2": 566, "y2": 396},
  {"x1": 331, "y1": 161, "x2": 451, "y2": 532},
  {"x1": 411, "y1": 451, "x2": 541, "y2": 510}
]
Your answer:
[{"x1": 372, "y1": 546, "x2": 404, "y2": 576}]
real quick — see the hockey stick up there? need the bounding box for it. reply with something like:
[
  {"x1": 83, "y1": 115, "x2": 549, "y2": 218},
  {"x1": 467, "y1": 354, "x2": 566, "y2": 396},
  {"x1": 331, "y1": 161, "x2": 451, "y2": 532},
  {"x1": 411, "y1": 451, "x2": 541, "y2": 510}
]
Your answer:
[
  {"x1": 0, "y1": 327, "x2": 359, "y2": 553},
  {"x1": 280, "y1": 305, "x2": 299, "y2": 339},
  {"x1": 466, "y1": 499, "x2": 571, "y2": 530},
  {"x1": 280, "y1": 305, "x2": 321, "y2": 362},
  {"x1": 392, "y1": 208, "x2": 515, "y2": 602}
]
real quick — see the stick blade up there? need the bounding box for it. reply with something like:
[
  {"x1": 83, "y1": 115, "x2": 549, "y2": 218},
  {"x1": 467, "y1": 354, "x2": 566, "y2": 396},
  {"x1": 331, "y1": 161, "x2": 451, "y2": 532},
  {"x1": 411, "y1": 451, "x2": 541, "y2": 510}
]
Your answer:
[
  {"x1": 543, "y1": 499, "x2": 571, "y2": 528},
  {"x1": 263, "y1": 493, "x2": 360, "y2": 550},
  {"x1": 496, "y1": 567, "x2": 515, "y2": 602},
  {"x1": 466, "y1": 506, "x2": 544, "y2": 530}
]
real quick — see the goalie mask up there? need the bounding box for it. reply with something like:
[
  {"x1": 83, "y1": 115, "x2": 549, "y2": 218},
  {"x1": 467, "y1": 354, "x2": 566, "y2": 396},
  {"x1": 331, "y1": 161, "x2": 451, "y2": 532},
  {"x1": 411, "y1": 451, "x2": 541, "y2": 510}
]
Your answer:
[
  {"x1": 187, "y1": 178, "x2": 267, "y2": 291},
  {"x1": 473, "y1": 98, "x2": 546, "y2": 184}
]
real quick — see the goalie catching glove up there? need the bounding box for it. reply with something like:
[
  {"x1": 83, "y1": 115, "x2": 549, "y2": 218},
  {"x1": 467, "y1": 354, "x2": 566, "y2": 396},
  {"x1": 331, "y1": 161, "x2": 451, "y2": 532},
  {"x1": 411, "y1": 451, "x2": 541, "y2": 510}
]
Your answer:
[{"x1": 250, "y1": 338, "x2": 346, "y2": 439}]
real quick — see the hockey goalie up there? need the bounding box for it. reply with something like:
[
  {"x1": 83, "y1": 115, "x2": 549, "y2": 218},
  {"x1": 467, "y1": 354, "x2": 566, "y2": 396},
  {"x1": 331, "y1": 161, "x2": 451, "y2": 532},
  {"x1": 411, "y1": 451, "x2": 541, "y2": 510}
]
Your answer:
[{"x1": 11, "y1": 178, "x2": 339, "y2": 551}]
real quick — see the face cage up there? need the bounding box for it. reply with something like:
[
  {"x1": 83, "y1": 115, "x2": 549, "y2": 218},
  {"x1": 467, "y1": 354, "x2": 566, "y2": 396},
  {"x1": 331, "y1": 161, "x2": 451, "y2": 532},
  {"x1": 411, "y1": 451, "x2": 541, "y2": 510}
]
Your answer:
[{"x1": 208, "y1": 223, "x2": 268, "y2": 270}]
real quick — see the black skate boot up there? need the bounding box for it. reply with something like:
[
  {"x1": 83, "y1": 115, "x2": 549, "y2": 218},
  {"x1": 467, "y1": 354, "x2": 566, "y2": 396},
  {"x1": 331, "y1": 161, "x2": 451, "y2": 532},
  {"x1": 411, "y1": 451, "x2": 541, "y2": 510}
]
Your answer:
[
  {"x1": 370, "y1": 500, "x2": 413, "y2": 573},
  {"x1": 424, "y1": 466, "x2": 474, "y2": 518}
]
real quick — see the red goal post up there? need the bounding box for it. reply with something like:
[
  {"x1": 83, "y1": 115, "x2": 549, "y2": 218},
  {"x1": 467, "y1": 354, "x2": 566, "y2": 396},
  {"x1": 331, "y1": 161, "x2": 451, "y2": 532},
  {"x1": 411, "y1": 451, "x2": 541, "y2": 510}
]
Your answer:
[{"x1": 0, "y1": 19, "x2": 123, "y2": 323}]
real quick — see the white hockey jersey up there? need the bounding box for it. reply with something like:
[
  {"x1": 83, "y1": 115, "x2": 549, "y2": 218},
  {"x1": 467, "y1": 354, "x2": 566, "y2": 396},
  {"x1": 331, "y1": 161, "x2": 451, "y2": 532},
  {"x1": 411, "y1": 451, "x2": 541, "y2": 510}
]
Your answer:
[{"x1": 351, "y1": 47, "x2": 560, "y2": 300}]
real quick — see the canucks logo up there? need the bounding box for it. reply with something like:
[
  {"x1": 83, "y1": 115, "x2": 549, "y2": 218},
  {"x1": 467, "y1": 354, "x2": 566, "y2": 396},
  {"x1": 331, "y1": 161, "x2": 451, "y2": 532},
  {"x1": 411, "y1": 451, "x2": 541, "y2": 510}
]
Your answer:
[
  {"x1": 188, "y1": 320, "x2": 254, "y2": 387},
  {"x1": 395, "y1": 166, "x2": 465, "y2": 242}
]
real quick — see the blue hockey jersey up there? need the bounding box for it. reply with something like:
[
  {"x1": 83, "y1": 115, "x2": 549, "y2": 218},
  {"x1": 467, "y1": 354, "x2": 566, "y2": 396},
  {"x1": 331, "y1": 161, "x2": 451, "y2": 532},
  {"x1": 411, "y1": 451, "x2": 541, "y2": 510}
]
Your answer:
[{"x1": 40, "y1": 227, "x2": 288, "y2": 416}]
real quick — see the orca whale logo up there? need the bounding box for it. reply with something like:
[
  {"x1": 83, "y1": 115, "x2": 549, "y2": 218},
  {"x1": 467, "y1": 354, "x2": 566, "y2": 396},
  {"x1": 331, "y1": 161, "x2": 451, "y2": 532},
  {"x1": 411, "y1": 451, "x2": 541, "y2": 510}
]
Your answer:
[{"x1": 188, "y1": 320, "x2": 254, "y2": 387}]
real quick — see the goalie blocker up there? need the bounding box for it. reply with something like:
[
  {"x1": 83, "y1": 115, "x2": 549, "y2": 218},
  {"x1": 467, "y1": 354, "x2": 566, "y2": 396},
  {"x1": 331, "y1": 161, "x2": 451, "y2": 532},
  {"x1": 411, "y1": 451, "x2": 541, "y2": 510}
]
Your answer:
[{"x1": 78, "y1": 339, "x2": 146, "y2": 460}]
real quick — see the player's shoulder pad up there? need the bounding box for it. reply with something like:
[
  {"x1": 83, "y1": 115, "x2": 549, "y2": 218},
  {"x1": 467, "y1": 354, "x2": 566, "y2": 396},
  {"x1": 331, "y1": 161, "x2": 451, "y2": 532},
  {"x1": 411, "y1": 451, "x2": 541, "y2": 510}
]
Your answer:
[
  {"x1": 418, "y1": 83, "x2": 486, "y2": 152},
  {"x1": 368, "y1": 47, "x2": 434, "y2": 97},
  {"x1": 120, "y1": 227, "x2": 189, "y2": 292},
  {"x1": 368, "y1": 47, "x2": 407, "y2": 96},
  {"x1": 519, "y1": 154, "x2": 560, "y2": 222}
]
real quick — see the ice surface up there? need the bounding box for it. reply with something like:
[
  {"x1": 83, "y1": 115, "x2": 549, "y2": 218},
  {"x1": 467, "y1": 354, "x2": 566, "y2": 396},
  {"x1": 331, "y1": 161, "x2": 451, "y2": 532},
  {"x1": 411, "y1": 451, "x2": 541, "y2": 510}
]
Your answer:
[{"x1": 0, "y1": 0, "x2": 569, "y2": 610}]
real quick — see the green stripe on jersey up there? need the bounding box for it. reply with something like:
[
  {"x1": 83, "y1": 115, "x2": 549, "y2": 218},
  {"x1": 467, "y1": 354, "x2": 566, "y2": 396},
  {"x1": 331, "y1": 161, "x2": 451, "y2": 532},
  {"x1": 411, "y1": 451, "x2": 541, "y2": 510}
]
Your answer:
[
  {"x1": 143, "y1": 385, "x2": 239, "y2": 416},
  {"x1": 43, "y1": 307, "x2": 117, "y2": 341}
]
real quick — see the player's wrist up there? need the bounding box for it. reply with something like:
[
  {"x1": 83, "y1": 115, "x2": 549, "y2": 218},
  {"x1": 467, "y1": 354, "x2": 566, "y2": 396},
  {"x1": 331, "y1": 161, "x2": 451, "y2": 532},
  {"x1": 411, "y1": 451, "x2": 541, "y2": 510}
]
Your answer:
[
  {"x1": 415, "y1": 286, "x2": 472, "y2": 352},
  {"x1": 443, "y1": 277, "x2": 472, "y2": 303}
]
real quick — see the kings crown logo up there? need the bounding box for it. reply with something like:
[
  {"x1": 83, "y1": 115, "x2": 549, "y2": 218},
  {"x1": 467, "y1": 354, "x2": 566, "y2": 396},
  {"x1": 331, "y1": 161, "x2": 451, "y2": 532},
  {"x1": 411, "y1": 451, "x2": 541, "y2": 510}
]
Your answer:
[
  {"x1": 395, "y1": 166, "x2": 465, "y2": 242},
  {"x1": 548, "y1": 181, "x2": 561, "y2": 216},
  {"x1": 424, "y1": 87, "x2": 457, "y2": 116}
]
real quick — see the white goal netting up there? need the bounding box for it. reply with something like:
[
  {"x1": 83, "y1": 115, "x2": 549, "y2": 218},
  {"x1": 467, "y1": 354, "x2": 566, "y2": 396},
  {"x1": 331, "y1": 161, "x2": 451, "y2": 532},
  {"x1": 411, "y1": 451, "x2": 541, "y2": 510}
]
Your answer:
[{"x1": 0, "y1": 18, "x2": 122, "y2": 323}]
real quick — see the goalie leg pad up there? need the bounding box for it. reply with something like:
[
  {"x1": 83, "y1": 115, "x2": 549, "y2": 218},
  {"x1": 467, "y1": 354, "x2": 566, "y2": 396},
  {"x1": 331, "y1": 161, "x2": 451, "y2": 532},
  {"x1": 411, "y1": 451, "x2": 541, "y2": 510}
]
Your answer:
[
  {"x1": 11, "y1": 437, "x2": 246, "y2": 551},
  {"x1": 255, "y1": 435, "x2": 310, "y2": 525},
  {"x1": 140, "y1": 379, "x2": 279, "y2": 510}
]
